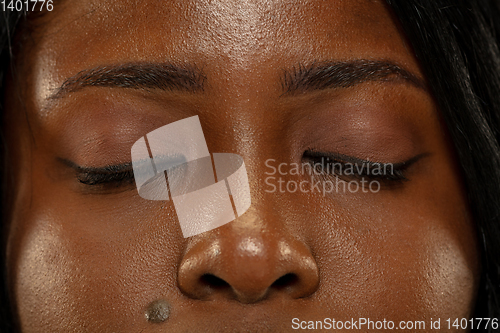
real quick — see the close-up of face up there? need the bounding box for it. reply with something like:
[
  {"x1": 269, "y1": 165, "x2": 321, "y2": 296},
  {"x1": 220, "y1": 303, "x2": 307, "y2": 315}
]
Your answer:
[{"x1": 2, "y1": 0, "x2": 481, "y2": 331}]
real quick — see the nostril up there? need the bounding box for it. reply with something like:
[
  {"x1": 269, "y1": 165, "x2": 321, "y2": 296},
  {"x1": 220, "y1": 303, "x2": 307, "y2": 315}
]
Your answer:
[
  {"x1": 272, "y1": 273, "x2": 299, "y2": 290},
  {"x1": 178, "y1": 236, "x2": 320, "y2": 302},
  {"x1": 200, "y1": 274, "x2": 230, "y2": 290}
]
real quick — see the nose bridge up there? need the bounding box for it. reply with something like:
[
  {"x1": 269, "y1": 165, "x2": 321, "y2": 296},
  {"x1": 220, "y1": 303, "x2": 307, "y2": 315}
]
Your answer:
[
  {"x1": 177, "y1": 210, "x2": 319, "y2": 303},
  {"x1": 200, "y1": 77, "x2": 290, "y2": 196}
]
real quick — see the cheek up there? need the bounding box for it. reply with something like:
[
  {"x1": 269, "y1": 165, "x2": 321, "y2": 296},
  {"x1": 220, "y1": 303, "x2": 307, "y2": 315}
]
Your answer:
[
  {"x1": 423, "y1": 230, "x2": 478, "y2": 315},
  {"x1": 305, "y1": 169, "x2": 478, "y2": 321},
  {"x1": 309, "y1": 208, "x2": 477, "y2": 321},
  {"x1": 7, "y1": 176, "x2": 185, "y2": 331}
]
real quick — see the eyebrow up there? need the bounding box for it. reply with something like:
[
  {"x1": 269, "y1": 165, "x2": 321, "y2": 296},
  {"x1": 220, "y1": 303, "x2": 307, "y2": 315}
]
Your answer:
[
  {"x1": 50, "y1": 62, "x2": 206, "y2": 99},
  {"x1": 50, "y1": 59, "x2": 425, "y2": 99},
  {"x1": 281, "y1": 60, "x2": 427, "y2": 95}
]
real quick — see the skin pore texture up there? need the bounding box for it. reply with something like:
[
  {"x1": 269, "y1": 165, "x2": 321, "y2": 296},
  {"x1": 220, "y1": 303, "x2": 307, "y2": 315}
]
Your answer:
[{"x1": 3, "y1": 0, "x2": 479, "y2": 332}]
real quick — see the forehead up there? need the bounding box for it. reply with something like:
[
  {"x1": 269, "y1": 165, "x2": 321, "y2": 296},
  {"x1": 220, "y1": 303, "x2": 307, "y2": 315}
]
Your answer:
[{"x1": 29, "y1": 0, "x2": 419, "y2": 104}]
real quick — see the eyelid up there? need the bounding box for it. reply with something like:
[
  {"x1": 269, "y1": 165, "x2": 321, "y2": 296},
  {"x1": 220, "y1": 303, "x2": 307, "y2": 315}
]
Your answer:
[
  {"x1": 302, "y1": 150, "x2": 428, "y2": 183},
  {"x1": 303, "y1": 150, "x2": 427, "y2": 165},
  {"x1": 60, "y1": 158, "x2": 135, "y2": 186},
  {"x1": 60, "y1": 158, "x2": 133, "y2": 174}
]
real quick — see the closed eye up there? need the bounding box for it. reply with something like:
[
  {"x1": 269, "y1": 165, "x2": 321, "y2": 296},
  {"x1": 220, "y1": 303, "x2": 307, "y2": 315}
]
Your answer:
[
  {"x1": 76, "y1": 164, "x2": 135, "y2": 186},
  {"x1": 302, "y1": 150, "x2": 427, "y2": 185},
  {"x1": 60, "y1": 159, "x2": 135, "y2": 187}
]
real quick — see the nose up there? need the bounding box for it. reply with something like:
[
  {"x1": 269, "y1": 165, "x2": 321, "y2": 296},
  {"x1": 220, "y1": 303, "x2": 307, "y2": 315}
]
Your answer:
[{"x1": 177, "y1": 216, "x2": 319, "y2": 303}]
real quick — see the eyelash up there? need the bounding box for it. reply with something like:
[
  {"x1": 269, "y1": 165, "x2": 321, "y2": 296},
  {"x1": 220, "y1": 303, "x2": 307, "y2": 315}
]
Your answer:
[
  {"x1": 73, "y1": 163, "x2": 135, "y2": 187},
  {"x1": 302, "y1": 150, "x2": 425, "y2": 185},
  {"x1": 67, "y1": 152, "x2": 424, "y2": 191}
]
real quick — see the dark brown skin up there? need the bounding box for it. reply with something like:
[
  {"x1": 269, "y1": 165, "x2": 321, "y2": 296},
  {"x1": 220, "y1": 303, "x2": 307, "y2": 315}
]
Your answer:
[{"x1": 3, "y1": 0, "x2": 479, "y2": 332}]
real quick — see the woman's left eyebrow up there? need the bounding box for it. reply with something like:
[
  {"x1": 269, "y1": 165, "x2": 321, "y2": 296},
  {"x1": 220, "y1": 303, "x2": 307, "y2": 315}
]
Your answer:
[
  {"x1": 49, "y1": 62, "x2": 206, "y2": 99},
  {"x1": 280, "y1": 59, "x2": 427, "y2": 95}
]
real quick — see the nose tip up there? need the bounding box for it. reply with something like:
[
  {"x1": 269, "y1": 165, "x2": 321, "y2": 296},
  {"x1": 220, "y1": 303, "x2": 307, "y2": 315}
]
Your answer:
[{"x1": 178, "y1": 230, "x2": 319, "y2": 303}]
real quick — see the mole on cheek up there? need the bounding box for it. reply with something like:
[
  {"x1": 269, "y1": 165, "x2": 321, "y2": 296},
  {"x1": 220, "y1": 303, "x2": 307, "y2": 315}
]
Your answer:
[{"x1": 145, "y1": 299, "x2": 171, "y2": 323}]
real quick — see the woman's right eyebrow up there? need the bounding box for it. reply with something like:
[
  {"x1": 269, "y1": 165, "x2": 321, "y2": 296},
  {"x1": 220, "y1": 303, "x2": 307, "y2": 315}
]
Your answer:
[{"x1": 49, "y1": 62, "x2": 206, "y2": 99}]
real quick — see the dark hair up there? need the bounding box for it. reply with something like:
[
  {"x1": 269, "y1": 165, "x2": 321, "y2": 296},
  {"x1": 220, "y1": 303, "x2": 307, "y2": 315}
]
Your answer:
[
  {"x1": 1, "y1": 1, "x2": 500, "y2": 332},
  {"x1": 0, "y1": 9, "x2": 26, "y2": 333}
]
